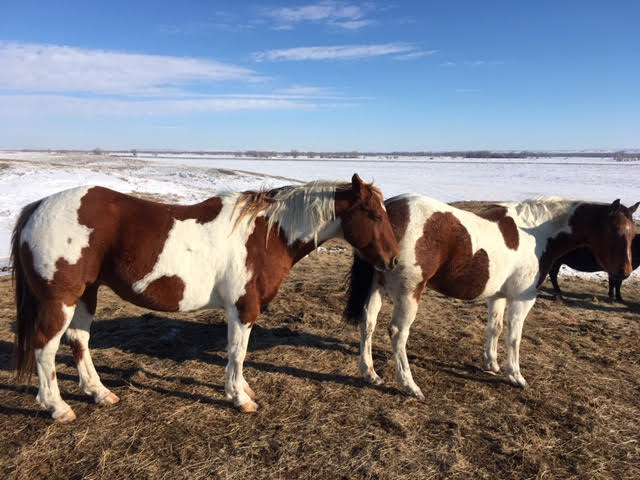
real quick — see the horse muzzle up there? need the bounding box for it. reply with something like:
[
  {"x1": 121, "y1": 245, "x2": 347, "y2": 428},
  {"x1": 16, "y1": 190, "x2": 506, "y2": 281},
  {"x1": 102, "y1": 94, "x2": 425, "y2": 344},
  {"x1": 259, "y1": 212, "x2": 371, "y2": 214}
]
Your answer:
[{"x1": 375, "y1": 256, "x2": 398, "y2": 272}]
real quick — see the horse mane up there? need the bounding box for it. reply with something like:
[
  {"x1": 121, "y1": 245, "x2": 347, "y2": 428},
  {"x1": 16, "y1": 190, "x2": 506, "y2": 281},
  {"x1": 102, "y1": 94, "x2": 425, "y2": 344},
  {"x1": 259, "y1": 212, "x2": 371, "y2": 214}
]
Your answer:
[
  {"x1": 500, "y1": 196, "x2": 585, "y2": 228},
  {"x1": 232, "y1": 180, "x2": 351, "y2": 245}
]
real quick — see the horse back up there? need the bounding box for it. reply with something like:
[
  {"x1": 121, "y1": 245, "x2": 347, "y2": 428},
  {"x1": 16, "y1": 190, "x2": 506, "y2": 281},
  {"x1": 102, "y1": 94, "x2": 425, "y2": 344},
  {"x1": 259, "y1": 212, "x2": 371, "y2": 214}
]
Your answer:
[{"x1": 387, "y1": 195, "x2": 525, "y2": 301}]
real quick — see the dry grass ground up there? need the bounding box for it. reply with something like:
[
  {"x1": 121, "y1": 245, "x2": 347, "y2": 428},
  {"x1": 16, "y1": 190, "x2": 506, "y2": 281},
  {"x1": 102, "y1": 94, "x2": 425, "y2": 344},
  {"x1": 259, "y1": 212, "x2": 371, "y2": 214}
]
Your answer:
[{"x1": 1, "y1": 237, "x2": 639, "y2": 479}]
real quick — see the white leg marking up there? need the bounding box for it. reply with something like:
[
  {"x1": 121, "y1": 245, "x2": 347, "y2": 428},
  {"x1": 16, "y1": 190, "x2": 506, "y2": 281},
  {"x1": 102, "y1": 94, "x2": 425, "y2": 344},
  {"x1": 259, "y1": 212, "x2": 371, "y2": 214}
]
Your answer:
[
  {"x1": 35, "y1": 303, "x2": 75, "y2": 420},
  {"x1": 65, "y1": 300, "x2": 119, "y2": 406},
  {"x1": 224, "y1": 307, "x2": 257, "y2": 412},
  {"x1": 483, "y1": 297, "x2": 506, "y2": 374},
  {"x1": 389, "y1": 294, "x2": 424, "y2": 400},
  {"x1": 504, "y1": 297, "x2": 536, "y2": 388},
  {"x1": 358, "y1": 285, "x2": 383, "y2": 385}
]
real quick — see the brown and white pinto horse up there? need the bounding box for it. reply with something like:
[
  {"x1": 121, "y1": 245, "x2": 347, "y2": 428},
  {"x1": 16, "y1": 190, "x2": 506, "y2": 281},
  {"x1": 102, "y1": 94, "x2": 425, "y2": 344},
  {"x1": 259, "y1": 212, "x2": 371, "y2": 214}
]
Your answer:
[
  {"x1": 12, "y1": 174, "x2": 399, "y2": 421},
  {"x1": 345, "y1": 195, "x2": 637, "y2": 399}
]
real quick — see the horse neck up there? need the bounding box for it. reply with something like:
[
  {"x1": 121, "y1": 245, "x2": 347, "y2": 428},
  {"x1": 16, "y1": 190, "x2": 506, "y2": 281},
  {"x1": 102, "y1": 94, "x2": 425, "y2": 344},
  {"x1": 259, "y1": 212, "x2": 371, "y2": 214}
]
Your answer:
[
  {"x1": 265, "y1": 185, "x2": 342, "y2": 263},
  {"x1": 284, "y1": 219, "x2": 342, "y2": 263}
]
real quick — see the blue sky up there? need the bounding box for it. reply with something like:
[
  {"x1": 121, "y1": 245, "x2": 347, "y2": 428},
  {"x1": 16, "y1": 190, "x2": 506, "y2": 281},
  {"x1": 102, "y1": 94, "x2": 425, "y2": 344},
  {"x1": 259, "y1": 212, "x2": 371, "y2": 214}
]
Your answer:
[{"x1": 1, "y1": 1, "x2": 638, "y2": 151}]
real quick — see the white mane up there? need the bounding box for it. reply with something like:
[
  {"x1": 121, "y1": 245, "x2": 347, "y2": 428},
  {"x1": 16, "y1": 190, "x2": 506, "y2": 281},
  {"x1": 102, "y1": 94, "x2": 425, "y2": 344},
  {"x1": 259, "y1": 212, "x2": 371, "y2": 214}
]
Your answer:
[
  {"x1": 501, "y1": 196, "x2": 584, "y2": 229},
  {"x1": 233, "y1": 180, "x2": 348, "y2": 245}
]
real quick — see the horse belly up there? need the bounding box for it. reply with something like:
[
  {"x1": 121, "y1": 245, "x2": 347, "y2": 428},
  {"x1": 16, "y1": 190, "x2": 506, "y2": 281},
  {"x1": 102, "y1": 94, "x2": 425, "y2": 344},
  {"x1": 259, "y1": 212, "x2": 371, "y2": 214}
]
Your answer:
[{"x1": 427, "y1": 262, "x2": 488, "y2": 300}]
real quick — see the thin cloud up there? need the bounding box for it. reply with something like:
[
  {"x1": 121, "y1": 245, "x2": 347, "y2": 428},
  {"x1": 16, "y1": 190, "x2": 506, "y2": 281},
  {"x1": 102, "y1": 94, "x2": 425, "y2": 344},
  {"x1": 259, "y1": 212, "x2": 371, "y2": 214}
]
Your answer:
[
  {"x1": 0, "y1": 94, "x2": 357, "y2": 116},
  {"x1": 253, "y1": 43, "x2": 415, "y2": 62},
  {"x1": 331, "y1": 19, "x2": 376, "y2": 30},
  {"x1": 394, "y1": 50, "x2": 438, "y2": 60},
  {"x1": 274, "y1": 85, "x2": 336, "y2": 96},
  {"x1": 261, "y1": 1, "x2": 375, "y2": 30},
  {"x1": 0, "y1": 42, "x2": 365, "y2": 115},
  {"x1": 464, "y1": 60, "x2": 504, "y2": 66},
  {"x1": 0, "y1": 42, "x2": 262, "y2": 96},
  {"x1": 442, "y1": 60, "x2": 504, "y2": 67}
]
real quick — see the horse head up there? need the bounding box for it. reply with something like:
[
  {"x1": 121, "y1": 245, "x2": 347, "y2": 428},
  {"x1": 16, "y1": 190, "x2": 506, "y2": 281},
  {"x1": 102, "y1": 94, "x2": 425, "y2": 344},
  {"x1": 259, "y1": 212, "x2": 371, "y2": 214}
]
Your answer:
[
  {"x1": 336, "y1": 174, "x2": 399, "y2": 272},
  {"x1": 584, "y1": 199, "x2": 639, "y2": 281}
]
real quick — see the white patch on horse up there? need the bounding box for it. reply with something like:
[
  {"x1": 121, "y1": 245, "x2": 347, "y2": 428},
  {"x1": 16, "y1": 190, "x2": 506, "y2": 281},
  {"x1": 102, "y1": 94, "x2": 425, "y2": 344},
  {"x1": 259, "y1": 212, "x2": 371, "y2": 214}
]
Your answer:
[
  {"x1": 20, "y1": 187, "x2": 92, "y2": 281},
  {"x1": 502, "y1": 197, "x2": 582, "y2": 263},
  {"x1": 132, "y1": 195, "x2": 257, "y2": 311}
]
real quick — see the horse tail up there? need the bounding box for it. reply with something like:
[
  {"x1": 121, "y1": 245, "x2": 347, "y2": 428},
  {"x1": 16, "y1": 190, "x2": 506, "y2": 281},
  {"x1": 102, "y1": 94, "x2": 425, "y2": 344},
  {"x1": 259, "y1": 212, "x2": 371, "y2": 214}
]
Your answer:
[
  {"x1": 11, "y1": 200, "x2": 42, "y2": 383},
  {"x1": 343, "y1": 253, "x2": 376, "y2": 325}
]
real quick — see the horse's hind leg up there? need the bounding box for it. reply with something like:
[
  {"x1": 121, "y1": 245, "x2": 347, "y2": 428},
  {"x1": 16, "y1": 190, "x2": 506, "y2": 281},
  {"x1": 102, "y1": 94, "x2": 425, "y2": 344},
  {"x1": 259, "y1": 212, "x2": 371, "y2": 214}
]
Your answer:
[
  {"x1": 34, "y1": 301, "x2": 76, "y2": 422},
  {"x1": 65, "y1": 285, "x2": 119, "y2": 406},
  {"x1": 483, "y1": 297, "x2": 506, "y2": 374},
  {"x1": 358, "y1": 284, "x2": 383, "y2": 385},
  {"x1": 504, "y1": 295, "x2": 536, "y2": 388},
  {"x1": 388, "y1": 292, "x2": 423, "y2": 400}
]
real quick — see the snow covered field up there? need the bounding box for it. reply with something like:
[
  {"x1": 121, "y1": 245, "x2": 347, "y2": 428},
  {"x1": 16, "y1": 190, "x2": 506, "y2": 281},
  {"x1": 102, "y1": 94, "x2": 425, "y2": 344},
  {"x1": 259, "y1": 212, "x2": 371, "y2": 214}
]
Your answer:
[{"x1": 1, "y1": 150, "x2": 638, "y2": 283}]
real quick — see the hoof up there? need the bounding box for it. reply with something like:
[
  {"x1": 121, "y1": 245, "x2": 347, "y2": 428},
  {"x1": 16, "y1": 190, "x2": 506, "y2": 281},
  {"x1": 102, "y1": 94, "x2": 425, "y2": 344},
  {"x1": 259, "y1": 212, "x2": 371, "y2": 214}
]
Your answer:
[
  {"x1": 55, "y1": 408, "x2": 77, "y2": 423},
  {"x1": 97, "y1": 392, "x2": 120, "y2": 406},
  {"x1": 508, "y1": 374, "x2": 528, "y2": 388},
  {"x1": 244, "y1": 385, "x2": 256, "y2": 401},
  {"x1": 364, "y1": 374, "x2": 383, "y2": 386},
  {"x1": 412, "y1": 390, "x2": 426, "y2": 401},
  {"x1": 237, "y1": 400, "x2": 259, "y2": 413},
  {"x1": 402, "y1": 385, "x2": 425, "y2": 401},
  {"x1": 482, "y1": 360, "x2": 500, "y2": 375}
]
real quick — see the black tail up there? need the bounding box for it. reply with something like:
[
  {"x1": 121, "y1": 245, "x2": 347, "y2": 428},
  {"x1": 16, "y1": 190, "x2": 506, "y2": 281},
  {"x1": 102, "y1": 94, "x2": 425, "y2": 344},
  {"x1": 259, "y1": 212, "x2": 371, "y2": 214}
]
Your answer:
[
  {"x1": 343, "y1": 253, "x2": 376, "y2": 325},
  {"x1": 11, "y1": 200, "x2": 42, "y2": 383}
]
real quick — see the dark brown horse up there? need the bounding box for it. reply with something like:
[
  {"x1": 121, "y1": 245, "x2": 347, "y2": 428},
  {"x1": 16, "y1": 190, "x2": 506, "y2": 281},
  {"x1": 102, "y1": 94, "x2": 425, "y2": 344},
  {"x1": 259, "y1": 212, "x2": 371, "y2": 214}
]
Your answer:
[
  {"x1": 12, "y1": 174, "x2": 399, "y2": 421},
  {"x1": 549, "y1": 233, "x2": 640, "y2": 301}
]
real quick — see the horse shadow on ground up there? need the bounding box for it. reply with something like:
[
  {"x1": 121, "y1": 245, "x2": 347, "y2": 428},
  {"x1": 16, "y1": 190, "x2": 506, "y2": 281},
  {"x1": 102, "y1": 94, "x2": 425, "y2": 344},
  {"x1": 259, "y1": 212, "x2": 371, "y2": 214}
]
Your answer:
[
  {"x1": 537, "y1": 287, "x2": 640, "y2": 314},
  {"x1": 0, "y1": 312, "x2": 536, "y2": 418},
  {"x1": 0, "y1": 314, "x2": 406, "y2": 413}
]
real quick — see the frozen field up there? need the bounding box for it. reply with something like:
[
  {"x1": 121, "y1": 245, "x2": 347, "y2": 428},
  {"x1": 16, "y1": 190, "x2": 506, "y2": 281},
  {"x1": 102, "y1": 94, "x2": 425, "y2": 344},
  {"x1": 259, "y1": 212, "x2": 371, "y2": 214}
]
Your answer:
[{"x1": 1, "y1": 150, "x2": 639, "y2": 282}]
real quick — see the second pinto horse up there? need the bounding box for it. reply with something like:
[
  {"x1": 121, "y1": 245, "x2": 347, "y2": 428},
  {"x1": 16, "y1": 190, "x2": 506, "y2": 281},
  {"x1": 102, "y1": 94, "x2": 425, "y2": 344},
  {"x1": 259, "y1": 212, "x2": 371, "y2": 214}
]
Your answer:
[
  {"x1": 345, "y1": 196, "x2": 637, "y2": 399},
  {"x1": 12, "y1": 174, "x2": 399, "y2": 421}
]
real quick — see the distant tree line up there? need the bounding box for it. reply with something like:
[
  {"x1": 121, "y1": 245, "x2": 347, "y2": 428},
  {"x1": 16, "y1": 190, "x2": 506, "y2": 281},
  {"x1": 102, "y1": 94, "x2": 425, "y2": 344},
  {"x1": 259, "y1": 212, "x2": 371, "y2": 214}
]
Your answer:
[{"x1": 13, "y1": 148, "x2": 640, "y2": 161}]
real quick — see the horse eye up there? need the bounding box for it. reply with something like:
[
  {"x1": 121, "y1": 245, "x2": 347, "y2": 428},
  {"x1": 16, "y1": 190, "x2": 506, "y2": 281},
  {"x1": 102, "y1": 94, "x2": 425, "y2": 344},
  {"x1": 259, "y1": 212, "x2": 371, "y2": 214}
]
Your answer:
[{"x1": 368, "y1": 211, "x2": 383, "y2": 221}]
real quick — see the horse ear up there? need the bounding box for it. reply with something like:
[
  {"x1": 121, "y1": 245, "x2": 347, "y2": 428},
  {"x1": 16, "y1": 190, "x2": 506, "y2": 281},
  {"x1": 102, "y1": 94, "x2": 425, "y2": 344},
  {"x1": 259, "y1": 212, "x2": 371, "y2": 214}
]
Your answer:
[
  {"x1": 610, "y1": 199, "x2": 621, "y2": 211},
  {"x1": 629, "y1": 201, "x2": 640, "y2": 214},
  {"x1": 351, "y1": 173, "x2": 366, "y2": 198}
]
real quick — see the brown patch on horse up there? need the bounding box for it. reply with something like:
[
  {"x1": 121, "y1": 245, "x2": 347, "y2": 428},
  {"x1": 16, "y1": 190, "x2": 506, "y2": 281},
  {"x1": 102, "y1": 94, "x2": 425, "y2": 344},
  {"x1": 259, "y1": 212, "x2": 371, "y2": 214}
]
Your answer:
[
  {"x1": 477, "y1": 205, "x2": 519, "y2": 250},
  {"x1": 171, "y1": 197, "x2": 223, "y2": 224},
  {"x1": 17, "y1": 244, "x2": 71, "y2": 350},
  {"x1": 236, "y1": 216, "x2": 315, "y2": 325},
  {"x1": 69, "y1": 339, "x2": 84, "y2": 363},
  {"x1": 74, "y1": 187, "x2": 219, "y2": 311},
  {"x1": 412, "y1": 279, "x2": 428, "y2": 302},
  {"x1": 415, "y1": 212, "x2": 490, "y2": 300},
  {"x1": 51, "y1": 371, "x2": 56, "y2": 380},
  {"x1": 386, "y1": 197, "x2": 411, "y2": 242}
]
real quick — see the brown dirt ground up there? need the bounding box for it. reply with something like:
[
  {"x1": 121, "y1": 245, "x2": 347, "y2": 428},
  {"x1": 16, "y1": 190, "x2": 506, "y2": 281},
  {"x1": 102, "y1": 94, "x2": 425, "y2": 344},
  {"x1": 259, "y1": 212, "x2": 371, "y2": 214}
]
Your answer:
[{"x1": 1, "y1": 207, "x2": 639, "y2": 479}]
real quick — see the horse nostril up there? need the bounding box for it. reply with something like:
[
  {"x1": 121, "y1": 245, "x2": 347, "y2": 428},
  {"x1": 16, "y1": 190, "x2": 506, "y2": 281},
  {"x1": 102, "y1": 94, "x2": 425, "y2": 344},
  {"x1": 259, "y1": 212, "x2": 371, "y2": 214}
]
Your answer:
[{"x1": 391, "y1": 256, "x2": 399, "y2": 269}]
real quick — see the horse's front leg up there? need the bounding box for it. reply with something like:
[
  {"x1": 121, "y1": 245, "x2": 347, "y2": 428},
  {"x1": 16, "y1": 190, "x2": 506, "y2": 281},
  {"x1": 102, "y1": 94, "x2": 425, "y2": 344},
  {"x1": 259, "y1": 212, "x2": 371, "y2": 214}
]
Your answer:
[
  {"x1": 224, "y1": 304, "x2": 258, "y2": 413},
  {"x1": 388, "y1": 292, "x2": 423, "y2": 400},
  {"x1": 358, "y1": 284, "x2": 384, "y2": 385},
  {"x1": 504, "y1": 295, "x2": 536, "y2": 388}
]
